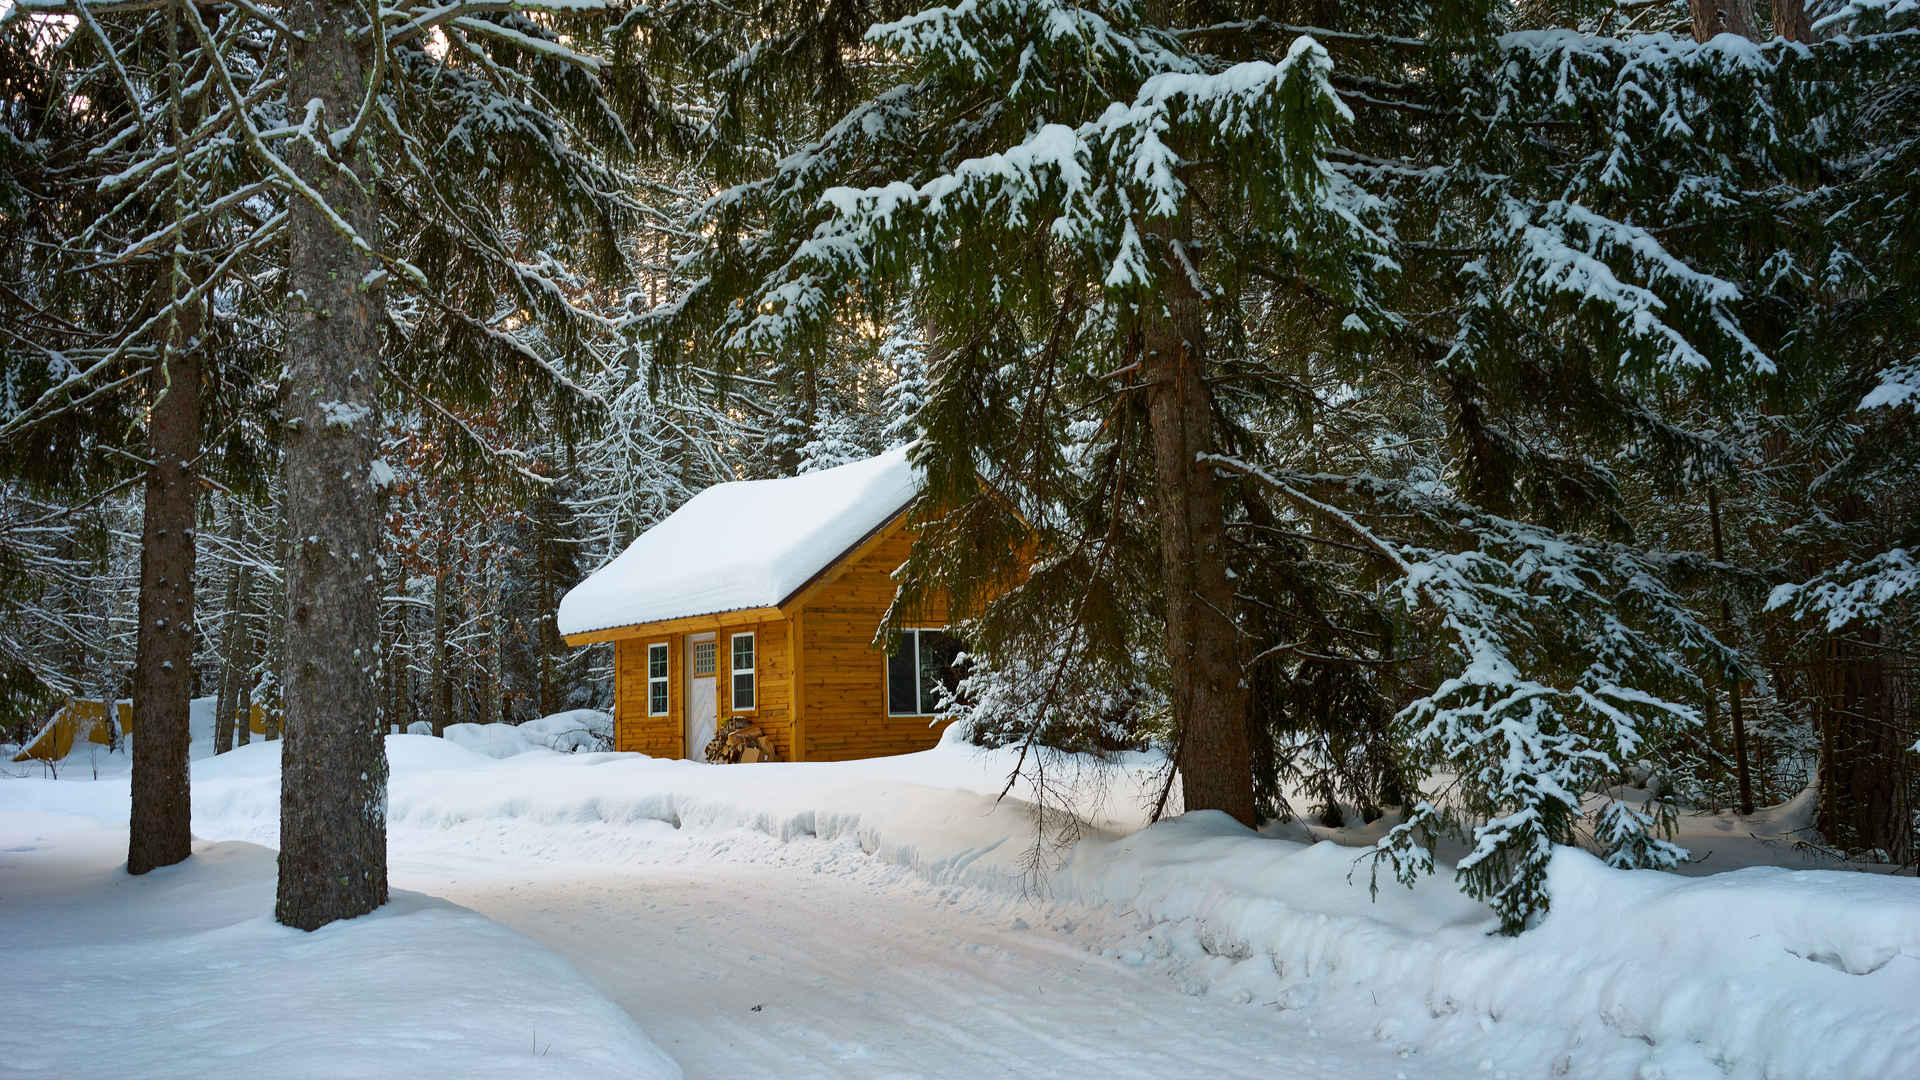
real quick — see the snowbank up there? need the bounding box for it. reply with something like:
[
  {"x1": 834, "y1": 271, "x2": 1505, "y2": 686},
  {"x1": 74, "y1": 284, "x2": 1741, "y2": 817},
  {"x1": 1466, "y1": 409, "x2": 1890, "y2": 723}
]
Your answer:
[
  {"x1": 152, "y1": 735, "x2": 1920, "y2": 1079},
  {"x1": 519, "y1": 709, "x2": 615, "y2": 752},
  {"x1": 435, "y1": 711, "x2": 614, "y2": 758},
  {"x1": 8, "y1": 722, "x2": 1914, "y2": 1079},
  {"x1": 0, "y1": 814, "x2": 679, "y2": 1080},
  {"x1": 556, "y1": 446, "x2": 920, "y2": 634}
]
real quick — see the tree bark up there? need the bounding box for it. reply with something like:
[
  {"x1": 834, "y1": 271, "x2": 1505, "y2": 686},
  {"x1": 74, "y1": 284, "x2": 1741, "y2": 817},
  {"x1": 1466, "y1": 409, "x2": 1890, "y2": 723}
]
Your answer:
[
  {"x1": 275, "y1": 0, "x2": 389, "y2": 930},
  {"x1": 536, "y1": 503, "x2": 558, "y2": 716},
  {"x1": 1775, "y1": 0, "x2": 1814, "y2": 42},
  {"x1": 1138, "y1": 218, "x2": 1255, "y2": 827},
  {"x1": 260, "y1": 521, "x2": 283, "y2": 742},
  {"x1": 490, "y1": 578, "x2": 506, "y2": 723},
  {"x1": 128, "y1": 280, "x2": 202, "y2": 876},
  {"x1": 214, "y1": 567, "x2": 239, "y2": 756},
  {"x1": 431, "y1": 565, "x2": 450, "y2": 736},
  {"x1": 1817, "y1": 630, "x2": 1914, "y2": 862},
  {"x1": 213, "y1": 509, "x2": 250, "y2": 755},
  {"x1": 384, "y1": 560, "x2": 406, "y2": 734},
  {"x1": 1689, "y1": 0, "x2": 1760, "y2": 40},
  {"x1": 1706, "y1": 485, "x2": 1754, "y2": 814},
  {"x1": 234, "y1": 615, "x2": 254, "y2": 749}
]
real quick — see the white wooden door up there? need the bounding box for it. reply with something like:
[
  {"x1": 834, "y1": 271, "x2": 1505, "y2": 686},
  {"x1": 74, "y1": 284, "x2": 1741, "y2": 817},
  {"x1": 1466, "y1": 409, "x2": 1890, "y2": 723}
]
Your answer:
[{"x1": 686, "y1": 634, "x2": 717, "y2": 761}]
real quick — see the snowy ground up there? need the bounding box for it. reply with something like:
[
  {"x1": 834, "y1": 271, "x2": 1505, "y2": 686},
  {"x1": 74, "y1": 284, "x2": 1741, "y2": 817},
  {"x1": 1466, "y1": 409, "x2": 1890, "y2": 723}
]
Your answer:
[
  {"x1": 4, "y1": 708, "x2": 1917, "y2": 1079},
  {"x1": 0, "y1": 816, "x2": 677, "y2": 1080},
  {"x1": 401, "y1": 831, "x2": 1460, "y2": 1080}
]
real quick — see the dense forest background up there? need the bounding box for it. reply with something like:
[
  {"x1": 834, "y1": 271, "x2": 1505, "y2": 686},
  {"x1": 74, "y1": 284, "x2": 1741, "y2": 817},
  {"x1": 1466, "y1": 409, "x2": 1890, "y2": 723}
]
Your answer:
[{"x1": 2, "y1": 0, "x2": 1915, "y2": 929}]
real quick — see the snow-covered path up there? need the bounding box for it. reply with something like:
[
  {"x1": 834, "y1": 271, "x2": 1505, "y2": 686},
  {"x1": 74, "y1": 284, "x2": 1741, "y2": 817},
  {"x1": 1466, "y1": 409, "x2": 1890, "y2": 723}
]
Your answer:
[{"x1": 397, "y1": 829, "x2": 1455, "y2": 1080}]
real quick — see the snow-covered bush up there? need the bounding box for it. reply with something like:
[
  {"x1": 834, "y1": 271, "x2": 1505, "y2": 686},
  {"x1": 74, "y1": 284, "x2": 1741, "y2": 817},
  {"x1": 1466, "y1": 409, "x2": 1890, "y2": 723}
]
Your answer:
[{"x1": 945, "y1": 646, "x2": 1158, "y2": 758}]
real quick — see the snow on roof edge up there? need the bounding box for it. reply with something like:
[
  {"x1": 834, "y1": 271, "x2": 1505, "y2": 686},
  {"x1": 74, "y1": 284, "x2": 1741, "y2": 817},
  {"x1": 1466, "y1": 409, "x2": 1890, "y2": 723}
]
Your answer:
[
  {"x1": 561, "y1": 502, "x2": 915, "y2": 638},
  {"x1": 557, "y1": 448, "x2": 924, "y2": 638}
]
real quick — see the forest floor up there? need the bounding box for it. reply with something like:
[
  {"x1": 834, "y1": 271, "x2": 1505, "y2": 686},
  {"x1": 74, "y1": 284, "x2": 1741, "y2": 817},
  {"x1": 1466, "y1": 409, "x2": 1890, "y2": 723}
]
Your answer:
[{"x1": 3, "y1": 705, "x2": 1916, "y2": 1079}]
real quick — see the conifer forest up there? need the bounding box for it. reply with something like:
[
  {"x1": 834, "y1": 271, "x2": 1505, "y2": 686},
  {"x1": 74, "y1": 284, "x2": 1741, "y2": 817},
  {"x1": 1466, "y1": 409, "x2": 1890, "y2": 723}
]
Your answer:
[{"x1": 1, "y1": 1, "x2": 1917, "y2": 1077}]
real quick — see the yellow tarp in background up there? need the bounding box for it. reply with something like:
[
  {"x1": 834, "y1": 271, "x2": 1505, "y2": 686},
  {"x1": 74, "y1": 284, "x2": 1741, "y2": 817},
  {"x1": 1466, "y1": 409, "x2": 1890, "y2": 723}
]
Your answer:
[{"x1": 11, "y1": 699, "x2": 278, "y2": 762}]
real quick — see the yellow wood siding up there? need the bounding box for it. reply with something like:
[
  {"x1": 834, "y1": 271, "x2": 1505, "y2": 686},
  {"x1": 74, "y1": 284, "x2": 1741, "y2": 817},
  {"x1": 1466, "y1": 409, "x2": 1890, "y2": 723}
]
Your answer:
[
  {"x1": 792, "y1": 522, "x2": 952, "y2": 762},
  {"x1": 614, "y1": 617, "x2": 797, "y2": 761},
  {"x1": 711, "y1": 618, "x2": 793, "y2": 760},
  {"x1": 614, "y1": 637, "x2": 683, "y2": 759}
]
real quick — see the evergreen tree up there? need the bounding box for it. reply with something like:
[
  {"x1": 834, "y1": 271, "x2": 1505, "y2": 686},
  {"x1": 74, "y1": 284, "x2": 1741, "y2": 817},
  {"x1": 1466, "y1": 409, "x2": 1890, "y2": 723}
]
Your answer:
[
  {"x1": 651, "y1": 0, "x2": 1918, "y2": 928},
  {"x1": 4, "y1": 0, "x2": 685, "y2": 923}
]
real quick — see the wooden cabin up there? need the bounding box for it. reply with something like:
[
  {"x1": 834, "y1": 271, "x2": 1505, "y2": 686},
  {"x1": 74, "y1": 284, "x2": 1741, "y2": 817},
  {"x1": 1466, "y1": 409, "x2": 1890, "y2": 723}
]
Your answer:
[{"x1": 557, "y1": 449, "x2": 967, "y2": 763}]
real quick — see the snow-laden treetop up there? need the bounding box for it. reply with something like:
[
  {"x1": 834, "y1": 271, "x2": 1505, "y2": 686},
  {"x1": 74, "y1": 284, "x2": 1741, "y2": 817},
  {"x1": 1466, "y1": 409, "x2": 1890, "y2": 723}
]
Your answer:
[{"x1": 557, "y1": 447, "x2": 922, "y2": 635}]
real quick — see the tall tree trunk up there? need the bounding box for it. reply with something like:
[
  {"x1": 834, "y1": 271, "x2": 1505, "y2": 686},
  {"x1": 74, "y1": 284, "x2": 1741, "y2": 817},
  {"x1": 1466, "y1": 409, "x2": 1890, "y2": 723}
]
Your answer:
[
  {"x1": 1818, "y1": 630, "x2": 1915, "y2": 862},
  {"x1": 260, "y1": 518, "x2": 283, "y2": 743},
  {"x1": 1707, "y1": 485, "x2": 1754, "y2": 814},
  {"x1": 1775, "y1": 0, "x2": 1813, "y2": 42},
  {"x1": 213, "y1": 508, "x2": 249, "y2": 755},
  {"x1": 214, "y1": 569, "x2": 239, "y2": 756},
  {"x1": 128, "y1": 281, "x2": 202, "y2": 876},
  {"x1": 234, "y1": 612, "x2": 254, "y2": 749},
  {"x1": 431, "y1": 565, "x2": 450, "y2": 737},
  {"x1": 490, "y1": 576, "x2": 507, "y2": 723},
  {"x1": 536, "y1": 507, "x2": 558, "y2": 716},
  {"x1": 234, "y1": 552, "x2": 254, "y2": 748},
  {"x1": 276, "y1": 0, "x2": 388, "y2": 930},
  {"x1": 1138, "y1": 218, "x2": 1254, "y2": 827},
  {"x1": 103, "y1": 671, "x2": 123, "y2": 753},
  {"x1": 1689, "y1": 0, "x2": 1760, "y2": 40},
  {"x1": 383, "y1": 559, "x2": 405, "y2": 734}
]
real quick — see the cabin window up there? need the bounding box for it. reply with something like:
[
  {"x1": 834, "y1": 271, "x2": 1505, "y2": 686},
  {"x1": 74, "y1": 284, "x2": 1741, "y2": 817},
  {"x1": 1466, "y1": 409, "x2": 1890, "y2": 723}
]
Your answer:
[
  {"x1": 887, "y1": 628, "x2": 966, "y2": 716},
  {"x1": 647, "y1": 642, "x2": 669, "y2": 716},
  {"x1": 730, "y1": 633, "x2": 756, "y2": 711},
  {"x1": 692, "y1": 639, "x2": 717, "y2": 677}
]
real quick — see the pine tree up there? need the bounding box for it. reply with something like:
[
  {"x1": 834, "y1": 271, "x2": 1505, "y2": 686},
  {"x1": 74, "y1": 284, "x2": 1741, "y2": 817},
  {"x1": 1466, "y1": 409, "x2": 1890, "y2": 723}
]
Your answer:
[
  {"x1": 4, "y1": 0, "x2": 692, "y2": 921},
  {"x1": 647, "y1": 0, "x2": 1919, "y2": 929}
]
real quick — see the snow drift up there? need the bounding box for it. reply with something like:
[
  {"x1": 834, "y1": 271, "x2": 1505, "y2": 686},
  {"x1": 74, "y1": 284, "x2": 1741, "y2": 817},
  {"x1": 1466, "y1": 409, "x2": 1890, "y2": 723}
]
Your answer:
[
  {"x1": 0, "y1": 814, "x2": 679, "y2": 1080},
  {"x1": 8, "y1": 719, "x2": 1914, "y2": 1079},
  {"x1": 137, "y1": 729, "x2": 1920, "y2": 1080}
]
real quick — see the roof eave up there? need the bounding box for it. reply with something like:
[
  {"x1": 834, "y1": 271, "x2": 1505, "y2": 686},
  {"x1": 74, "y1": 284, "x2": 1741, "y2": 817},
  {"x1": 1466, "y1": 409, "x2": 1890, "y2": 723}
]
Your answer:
[{"x1": 560, "y1": 605, "x2": 787, "y2": 646}]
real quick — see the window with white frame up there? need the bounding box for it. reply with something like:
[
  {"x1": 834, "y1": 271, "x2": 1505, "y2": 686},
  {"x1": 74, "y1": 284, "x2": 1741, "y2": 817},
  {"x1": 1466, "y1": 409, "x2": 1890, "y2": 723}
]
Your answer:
[
  {"x1": 647, "y1": 643, "x2": 670, "y2": 716},
  {"x1": 730, "y1": 633, "x2": 755, "y2": 711},
  {"x1": 887, "y1": 628, "x2": 965, "y2": 716}
]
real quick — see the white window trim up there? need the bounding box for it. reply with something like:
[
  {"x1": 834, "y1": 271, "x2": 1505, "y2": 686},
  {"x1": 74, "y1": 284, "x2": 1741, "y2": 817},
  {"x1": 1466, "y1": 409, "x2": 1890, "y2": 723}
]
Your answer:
[
  {"x1": 730, "y1": 631, "x2": 756, "y2": 713},
  {"x1": 887, "y1": 626, "x2": 950, "y2": 718},
  {"x1": 647, "y1": 642, "x2": 670, "y2": 717}
]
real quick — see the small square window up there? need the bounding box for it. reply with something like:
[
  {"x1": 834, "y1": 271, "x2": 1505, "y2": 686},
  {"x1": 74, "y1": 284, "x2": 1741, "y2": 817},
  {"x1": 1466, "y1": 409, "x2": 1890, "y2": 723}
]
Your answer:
[{"x1": 692, "y1": 640, "x2": 717, "y2": 677}]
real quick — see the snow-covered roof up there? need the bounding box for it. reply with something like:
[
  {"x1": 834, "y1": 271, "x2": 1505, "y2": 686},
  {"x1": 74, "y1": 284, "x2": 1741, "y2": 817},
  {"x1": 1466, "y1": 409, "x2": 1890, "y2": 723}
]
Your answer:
[{"x1": 558, "y1": 447, "x2": 923, "y2": 636}]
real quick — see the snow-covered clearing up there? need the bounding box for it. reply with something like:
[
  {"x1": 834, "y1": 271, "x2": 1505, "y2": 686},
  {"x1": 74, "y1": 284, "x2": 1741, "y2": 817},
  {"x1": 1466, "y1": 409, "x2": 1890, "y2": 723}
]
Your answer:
[
  {"x1": 4, "y1": 710, "x2": 1917, "y2": 1079},
  {"x1": 0, "y1": 816, "x2": 676, "y2": 1080}
]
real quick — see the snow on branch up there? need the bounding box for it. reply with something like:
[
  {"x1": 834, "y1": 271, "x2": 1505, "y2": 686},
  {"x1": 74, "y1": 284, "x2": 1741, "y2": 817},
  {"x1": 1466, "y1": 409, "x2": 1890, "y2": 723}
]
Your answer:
[
  {"x1": 1767, "y1": 548, "x2": 1919, "y2": 632},
  {"x1": 1204, "y1": 454, "x2": 1712, "y2": 933},
  {"x1": 723, "y1": 34, "x2": 1374, "y2": 355},
  {"x1": 1490, "y1": 198, "x2": 1772, "y2": 380},
  {"x1": 1862, "y1": 359, "x2": 1920, "y2": 411},
  {"x1": 869, "y1": 0, "x2": 1196, "y2": 85}
]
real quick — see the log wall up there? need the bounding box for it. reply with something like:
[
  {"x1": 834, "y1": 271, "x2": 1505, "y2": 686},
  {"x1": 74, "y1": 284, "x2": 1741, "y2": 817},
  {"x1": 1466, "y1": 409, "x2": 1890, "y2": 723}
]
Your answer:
[{"x1": 792, "y1": 523, "x2": 953, "y2": 762}]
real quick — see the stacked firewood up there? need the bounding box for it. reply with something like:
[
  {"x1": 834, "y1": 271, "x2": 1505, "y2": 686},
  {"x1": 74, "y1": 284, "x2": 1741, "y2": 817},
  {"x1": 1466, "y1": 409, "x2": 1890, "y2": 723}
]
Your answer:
[{"x1": 704, "y1": 717, "x2": 778, "y2": 763}]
